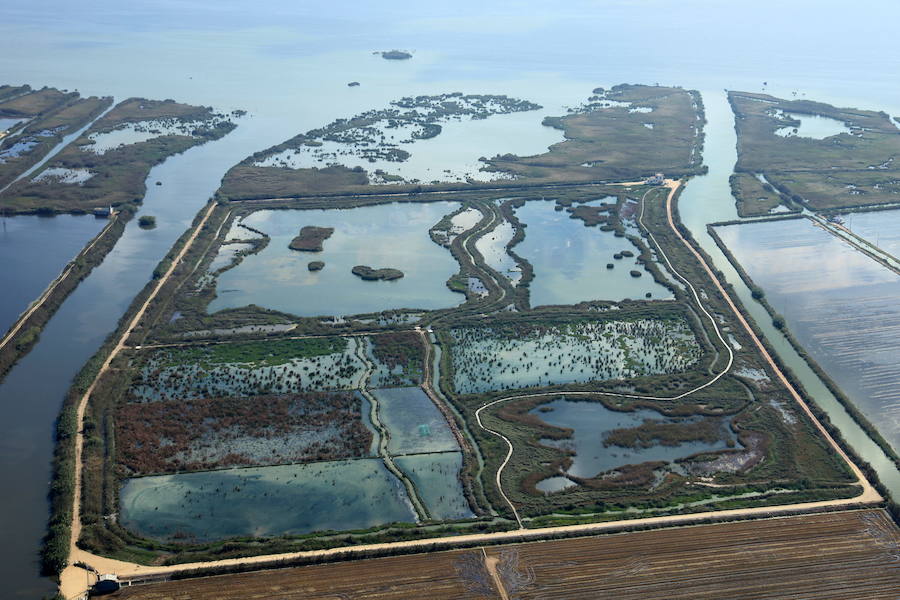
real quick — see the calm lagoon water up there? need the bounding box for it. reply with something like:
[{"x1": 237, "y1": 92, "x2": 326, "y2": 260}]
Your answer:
[
  {"x1": 514, "y1": 200, "x2": 672, "y2": 306},
  {"x1": 209, "y1": 203, "x2": 463, "y2": 317},
  {"x1": 3, "y1": 0, "x2": 900, "y2": 595},
  {"x1": 532, "y1": 398, "x2": 735, "y2": 479},
  {"x1": 774, "y1": 111, "x2": 853, "y2": 139},
  {"x1": 0, "y1": 214, "x2": 104, "y2": 335}
]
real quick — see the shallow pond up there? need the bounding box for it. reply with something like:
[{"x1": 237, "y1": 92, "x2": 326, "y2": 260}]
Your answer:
[
  {"x1": 475, "y1": 217, "x2": 521, "y2": 284},
  {"x1": 532, "y1": 398, "x2": 736, "y2": 479},
  {"x1": 209, "y1": 202, "x2": 463, "y2": 317},
  {"x1": 449, "y1": 319, "x2": 701, "y2": 395},
  {"x1": 774, "y1": 111, "x2": 852, "y2": 139},
  {"x1": 120, "y1": 458, "x2": 416, "y2": 541},
  {"x1": 129, "y1": 337, "x2": 367, "y2": 400},
  {"x1": 86, "y1": 119, "x2": 212, "y2": 154},
  {"x1": 372, "y1": 386, "x2": 459, "y2": 455},
  {"x1": 513, "y1": 200, "x2": 671, "y2": 306},
  {"x1": 32, "y1": 167, "x2": 94, "y2": 184},
  {"x1": 395, "y1": 452, "x2": 473, "y2": 520},
  {"x1": 715, "y1": 218, "x2": 900, "y2": 452}
]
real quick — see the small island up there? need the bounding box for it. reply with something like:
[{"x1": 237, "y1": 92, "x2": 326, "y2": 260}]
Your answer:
[
  {"x1": 347, "y1": 81, "x2": 360, "y2": 87},
  {"x1": 378, "y1": 50, "x2": 412, "y2": 61},
  {"x1": 308, "y1": 261, "x2": 325, "y2": 271},
  {"x1": 138, "y1": 215, "x2": 157, "y2": 229},
  {"x1": 352, "y1": 265, "x2": 404, "y2": 281},
  {"x1": 289, "y1": 226, "x2": 334, "y2": 252},
  {"x1": 630, "y1": 270, "x2": 643, "y2": 278}
]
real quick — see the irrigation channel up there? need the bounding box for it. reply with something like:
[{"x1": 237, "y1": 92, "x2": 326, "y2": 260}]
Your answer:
[{"x1": 59, "y1": 180, "x2": 882, "y2": 599}]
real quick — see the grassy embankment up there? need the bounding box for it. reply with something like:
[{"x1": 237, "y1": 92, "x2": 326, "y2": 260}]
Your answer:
[
  {"x1": 729, "y1": 90, "x2": 900, "y2": 211},
  {"x1": 486, "y1": 84, "x2": 707, "y2": 184}
]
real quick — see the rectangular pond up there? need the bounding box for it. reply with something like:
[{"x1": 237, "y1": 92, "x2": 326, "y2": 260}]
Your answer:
[
  {"x1": 449, "y1": 319, "x2": 702, "y2": 395},
  {"x1": 372, "y1": 386, "x2": 459, "y2": 455},
  {"x1": 395, "y1": 452, "x2": 473, "y2": 521},
  {"x1": 209, "y1": 202, "x2": 464, "y2": 317},
  {"x1": 119, "y1": 458, "x2": 416, "y2": 541},
  {"x1": 715, "y1": 217, "x2": 900, "y2": 452}
]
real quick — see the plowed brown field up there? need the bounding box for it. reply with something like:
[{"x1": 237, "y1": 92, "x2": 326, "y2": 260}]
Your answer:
[{"x1": 112, "y1": 510, "x2": 899, "y2": 600}]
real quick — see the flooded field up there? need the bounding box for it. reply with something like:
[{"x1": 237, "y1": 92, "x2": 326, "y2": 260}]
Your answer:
[
  {"x1": 119, "y1": 458, "x2": 416, "y2": 541},
  {"x1": 716, "y1": 218, "x2": 900, "y2": 451},
  {"x1": 395, "y1": 452, "x2": 473, "y2": 520},
  {"x1": 448, "y1": 318, "x2": 701, "y2": 394},
  {"x1": 372, "y1": 386, "x2": 459, "y2": 455},
  {"x1": 844, "y1": 208, "x2": 900, "y2": 257},
  {"x1": 513, "y1": 200, "x2": 671, "y2": 306},
  {"x1": 209, "y1": 202, "x2": 463, "y2": 317},
  {"x1": 128, "y1": 337, "x2": 367, "y2": 400},
  {"x1": 0, "y1": 214, "x2": 105, "y2": 335},
  {"x1": 532, "y1": 397, "x2": 736, "y2": 480}
]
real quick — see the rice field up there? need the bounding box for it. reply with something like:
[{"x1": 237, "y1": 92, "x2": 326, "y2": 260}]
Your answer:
[{"x1": 716, "y1": 217, "x2": 900, "y2": 451}]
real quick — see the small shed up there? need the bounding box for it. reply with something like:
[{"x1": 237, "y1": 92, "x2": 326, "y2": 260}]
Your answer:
[
  {"x1": 91, "y1": 574, "x2": 121, "y2": 596},
  {"x1": 92, "y1": 205, "x2": 113, "y2": 218}
]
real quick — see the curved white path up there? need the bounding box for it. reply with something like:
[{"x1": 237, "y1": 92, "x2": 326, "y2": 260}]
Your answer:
[{"x1": 473, "y1": 182, "x2": 735, "y2": 527}]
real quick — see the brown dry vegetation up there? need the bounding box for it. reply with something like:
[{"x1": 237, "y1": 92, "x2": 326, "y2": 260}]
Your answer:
[
  {"x1": 110, "y1": 510, "x2": 899, "y2": 600},
  {"x1": 116, "y1": 392, "x2": 372, "y2": 475},
  {"x1": 491, "y1": 509, "x2": 900, "y2": 600},
  {"x1": 113, "y1": 549, "x2": 495, "y2": 599},
  {"x1": 371, "y1": 331, "x2": 424, "y2": 377}
]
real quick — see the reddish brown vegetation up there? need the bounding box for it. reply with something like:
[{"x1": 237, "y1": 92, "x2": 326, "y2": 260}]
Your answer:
[
  {"x1": 371, "y1": 331, "x2": 424, "y2": 382},
  {"x1": 116, "y1": 392, "x2": 372, "y2": 475}
]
